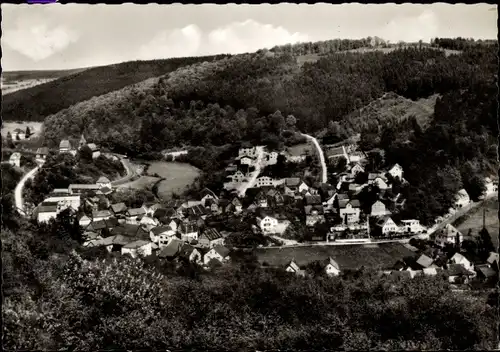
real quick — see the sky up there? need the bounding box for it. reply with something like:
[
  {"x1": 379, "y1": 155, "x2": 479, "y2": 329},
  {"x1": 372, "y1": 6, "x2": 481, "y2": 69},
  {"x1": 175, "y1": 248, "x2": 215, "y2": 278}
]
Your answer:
[{"x1": 1, "y1": 3, "x2": 497, "y2": 71}]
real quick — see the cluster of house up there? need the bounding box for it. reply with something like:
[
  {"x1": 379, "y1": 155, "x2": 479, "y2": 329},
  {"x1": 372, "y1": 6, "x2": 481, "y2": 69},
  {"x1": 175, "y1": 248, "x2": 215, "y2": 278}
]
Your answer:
[
  {"x1": 382, "y1": 250, "x2": 499, "y2": 285},
  {"x1": 282, "y1": 248, "x2": 499, "y2": 286},
  {"x1": 58, "y1": 134, "x2": 101, "y2": 158}
]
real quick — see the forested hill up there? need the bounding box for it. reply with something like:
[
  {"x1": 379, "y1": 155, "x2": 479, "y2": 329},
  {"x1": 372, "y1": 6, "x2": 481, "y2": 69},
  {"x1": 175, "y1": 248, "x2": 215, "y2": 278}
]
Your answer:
[
  {"x1": 2, "y1": 55, "x2": 229, "y2": 123},
  {"x1": 43, "y1": 41, "x2": 496, "y2": 152}
]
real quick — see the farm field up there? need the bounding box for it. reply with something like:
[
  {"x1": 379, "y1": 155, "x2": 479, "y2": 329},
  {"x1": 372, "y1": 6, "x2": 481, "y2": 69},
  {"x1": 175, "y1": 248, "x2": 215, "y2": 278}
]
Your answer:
[
  {"x1": 2, "y1": 68, "x2": 87, "y2": 95},
  {"x1": 1, "y1": 121, "x2": 43, "y2": 138},
  {"x1": 120, "y1": 160, "x2": 200, "y2": 200},
  {"x1": 455, "y1": 197, "x2": 499, "y2": 248},
  {"x1": 254, "y1": 242, "x2": 416, "y2": 270}
]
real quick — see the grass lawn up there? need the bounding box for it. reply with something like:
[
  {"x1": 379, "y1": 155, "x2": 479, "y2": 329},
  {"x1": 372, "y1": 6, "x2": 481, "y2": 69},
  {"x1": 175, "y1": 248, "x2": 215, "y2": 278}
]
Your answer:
[
  {"x1": 254, "y1": 242, "x2": 416, "y2": 270},
  {"x1": 455, "y1": 197, "x2": 499, "y2": 248},
  {"x1": 287, "y1": 143, "x2": 312, "y2": 156}
]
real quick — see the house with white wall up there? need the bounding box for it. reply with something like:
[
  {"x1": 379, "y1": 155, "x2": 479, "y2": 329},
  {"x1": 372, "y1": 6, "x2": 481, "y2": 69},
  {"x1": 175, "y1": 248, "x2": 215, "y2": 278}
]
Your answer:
[
  {"x1": 435, "y1": 224, "x2": 463, "y2": 247},
  {"x1": 121, "y1": 240, "x2": 153, "y2": 258},
  {"x1": 376, "y1": 217, "x2": 400, "y2": 236},
  {"x1": 9, "y1": 152, "x2": 21, "y2": 167},
  {"x1": 204, "y1": 246, "x2": 231, "y2": 266},
  {"x1": 338, "y1": 199, "x2": 361, "y2": 224},
  {"x1": 454, "y1": 189, "x2": 471, "y2": 208},
  {"x1": 37, "y1": 202, "x2": 59, "y2": 223},
  {"x1": 388, "y1": 163, "x2": 404, "y2": 180},
  {"x1": 324, "y1": 257, "x2": 341, "y2": 276}
]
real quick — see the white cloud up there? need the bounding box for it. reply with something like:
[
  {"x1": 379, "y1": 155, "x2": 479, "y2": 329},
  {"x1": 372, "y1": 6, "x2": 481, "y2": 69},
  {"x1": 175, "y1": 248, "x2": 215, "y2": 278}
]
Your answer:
[
  {"x1": 205, "y1": 19, "x2": 309, "y2": 54},
  {"x1": 380, "y1": 9, "x2": 439, "y2": 43},
  {"x1": 3, "y1": 23, "x2": 79, "y2": 62},
  {"x1": 138, "y1": 24, "x2": 202, "y2": 60}
]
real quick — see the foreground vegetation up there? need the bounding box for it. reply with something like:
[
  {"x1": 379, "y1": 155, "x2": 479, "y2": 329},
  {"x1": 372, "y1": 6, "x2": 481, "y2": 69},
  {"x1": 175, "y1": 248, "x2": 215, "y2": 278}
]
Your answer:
[{"x1": 2, "y1": 216, "x2": 497, "y2": 351}]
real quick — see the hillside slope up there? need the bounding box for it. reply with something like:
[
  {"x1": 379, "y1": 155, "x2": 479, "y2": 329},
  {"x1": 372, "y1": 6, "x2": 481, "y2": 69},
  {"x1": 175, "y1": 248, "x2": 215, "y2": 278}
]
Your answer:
[
  {"x1": 2, "y1": 68, "x2": 87, "y2": 95},
  {"x1": 2, "y1": 55, "x2": 229, "y2": 122}
]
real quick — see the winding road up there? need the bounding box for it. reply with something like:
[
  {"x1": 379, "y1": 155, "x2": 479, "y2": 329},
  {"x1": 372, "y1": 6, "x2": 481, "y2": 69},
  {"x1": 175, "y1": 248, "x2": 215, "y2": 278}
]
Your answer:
[
  {"x1": 14, "y1": 166, "x2": 39, "y2": 216},
  {"x1": 109, "y1": 154, "x2": 138, "y2": 187},
  {"x1": 301, "y1": 133, "x2": 327, "y2": 183}
]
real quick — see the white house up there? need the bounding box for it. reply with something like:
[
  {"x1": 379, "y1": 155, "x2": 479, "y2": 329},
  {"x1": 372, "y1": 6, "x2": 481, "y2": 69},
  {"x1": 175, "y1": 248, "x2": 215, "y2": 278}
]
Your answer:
[
  {"x1": 285, "y1": 260, "x2": 306, "y2": 276},
  {"x1": 323, "y1": 192, "x2": 337, "y2": 213},
  {"x1": 37, "y1": 203, "x2": 59, "y2": 223},
  {"x1": 139, "y1": 215, "x2": 159, "y2": 230},
  {"x1": 388, "y1": 163, "x2": 404, "y2": 180},
  {"x1": 450, "y1": 253, "x2": 474, "y2": 272},
  {"x1": 96, "y1": 176, "x2": 111, "y2": 189},
  {"x1": 150, "y1": 226, "x2": 177, "y2": 247},
  {"x1": 121, "y1": 240, "x2": 153, "y2": 258},
  {"x1": 454, "y1": 189, "x2": 471, "y2": 208},
  {"x1": 373, "y1": 177, "x2": 389, "y2": 190},
  {"x1": 87, "y1": 143, "x2": 101, "y2": 159},
  {"x1": 259, "y1": 215, "x2": 279, "y2": 235},
  {"x1": 435, "y1": 224, "x2": 463, "y2": 247},
  {"x1": 264, "y1": 151, "x2": 278, "y2": 165},
  {"x1": 13, "y1": 128, "x2": 26, "y2": 140},
  {"x1": 229, "y1": 171, "x2": 246, "y2": 183},
  {"x1": 198, "y1": 228, "x2": 224, "y2": 248},
  {"x1": 35, "y1": 147, "x2": 49, "y2": 164},
  {"x1": 179, "y1": 244, "x2": 203, "y2": 265},
  {"x1": 9, "y1": 152, "x2": 21, "y2": 167},
  {"x1": 199, "y1": 188, "x2": 219, "y2": 207},
  {"x1": 338, "y1": 199, "x2": 361, "y2": 224},
  {"x1": 59, "y1": 139, "x2": 72, "y2": 154},
  {"x1": 79, "y1": 215, "x2": 92, "y2": 228},
  {"x1": 179, "y1": 222, "x2": 199, "y2": 242},
  {"x1": 400, "y1": 220, "x2": 423, "y2": 234},
  {"x1": 350, "y1": 163, "x2": 365, "y2": 176},
  {"x1": 240, "y1": 156, "x2": 255, "y2": 165},
  {"x1": 377, "y1": 217, "x2": 400, "y2": 235},
  {"x1": 324, "y1": 257, "x2": 341, "y2": 276},
  {"x1": 204, "y1": 246, "x2": 231, "y2": 266},
  {"x1": 371, "y1": 201, "x2": 390, "y2": 217},
  {"x1": 239, "y1": 146, "x2": 263, "y2": 158}
]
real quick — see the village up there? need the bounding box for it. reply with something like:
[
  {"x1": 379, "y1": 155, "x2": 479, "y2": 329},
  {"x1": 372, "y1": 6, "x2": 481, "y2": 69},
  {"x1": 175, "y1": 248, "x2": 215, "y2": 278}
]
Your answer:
[{"x1": 8, "y1": 132, "x2": 499, "y2": 288}]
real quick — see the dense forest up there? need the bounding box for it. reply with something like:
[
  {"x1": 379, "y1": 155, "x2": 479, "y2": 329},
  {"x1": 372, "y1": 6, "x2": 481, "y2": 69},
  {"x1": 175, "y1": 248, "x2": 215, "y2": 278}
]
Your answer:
[
  {"x1": 2, "y1": 217, "x2": 498, "y2": 351},
  {"x1": 2, "y1": 55, "x2": 229, "y2": 122}
]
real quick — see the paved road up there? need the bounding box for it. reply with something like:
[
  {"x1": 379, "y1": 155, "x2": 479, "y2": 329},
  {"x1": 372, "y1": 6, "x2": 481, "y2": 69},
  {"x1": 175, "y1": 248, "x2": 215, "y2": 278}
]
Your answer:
[
  {"x1": 302, "y1": 133, "x2": 327, "y2": 183},
  {"x1": 109, "y1": 154, "x2": 138, "y2": 186},
  {"x1": 14, "y1": 166, "x2": 39, "y2": 216},
  {"x1": 237, "y1": 148, "x2": 265, "y2": 197}
]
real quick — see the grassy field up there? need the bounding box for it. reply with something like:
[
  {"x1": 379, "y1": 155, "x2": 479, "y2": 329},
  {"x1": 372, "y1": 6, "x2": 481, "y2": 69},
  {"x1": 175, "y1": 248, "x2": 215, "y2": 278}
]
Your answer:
[
  {"x1": 1, "y1": 121, "x2": 43, "y2": 138},
  {"x1": 254, "y1": 242, "x2": 416, "y2": 270},
  {"x1": 455, "y1": 197, "x2": 499, "y2": 248},
  {"x1": 149, "y1": 161, "x2": 200, "y2": 200},
  {"x1": 287, "y1": 143, "x2": 313, "y2": 156},
  {"x1": 120, "y1": 161, "x2": 200, "y2": 200}
]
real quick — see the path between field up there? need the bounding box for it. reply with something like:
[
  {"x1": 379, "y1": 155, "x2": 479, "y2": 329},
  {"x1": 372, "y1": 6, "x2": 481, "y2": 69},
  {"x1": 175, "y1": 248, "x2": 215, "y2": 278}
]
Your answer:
[
  {"x1": 237, "y1": 148, "x2": 265, "y2": 197},
  {"x1": 301, "y1": 133, "x2": 327, "y2": 183},
  {"x1": 14, "y1": 166, "x2": 39, "y2": 216}
]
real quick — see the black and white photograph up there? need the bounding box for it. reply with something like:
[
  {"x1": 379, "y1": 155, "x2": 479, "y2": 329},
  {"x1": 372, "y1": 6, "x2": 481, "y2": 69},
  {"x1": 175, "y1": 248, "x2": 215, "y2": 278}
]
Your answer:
[{"x1": 1, "y1": 2, "x2": 498, "y2": 350}]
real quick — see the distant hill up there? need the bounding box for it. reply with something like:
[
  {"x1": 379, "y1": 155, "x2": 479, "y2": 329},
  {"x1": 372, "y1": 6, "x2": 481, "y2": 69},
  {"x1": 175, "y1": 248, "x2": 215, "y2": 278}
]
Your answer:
[
  {"x1": 2, "y1": 68, "x2": 87, "y2": 95},
  {"x1": 2, "y1": 55, "x2": 229, "y2": 122}
]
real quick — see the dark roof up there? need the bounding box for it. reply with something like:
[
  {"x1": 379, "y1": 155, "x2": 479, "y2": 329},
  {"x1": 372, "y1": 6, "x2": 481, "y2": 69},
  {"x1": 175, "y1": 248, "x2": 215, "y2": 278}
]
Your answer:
[
  {"x1": 476, "y1": 265, "x2": 497, "y2": 278},
  {"x1": 446, "y1": 264, "x2": 474, "y2": 276},
  {"x1": 111, "y1": 224, "x2": 148, "y2": 239},
  {"x1": 305, "y1": 195, "x2": 322, "y2": 205},
  {"x1": 92, "y1": 210, "x2": 112, "y2": 218},
  {"x1": 105, "y1": 217, "x2": 119, "y2": 228},
  {"x1": 304, "y1": 205, "x2": 324, "y2": 215},
  {"x1": 87, "y1": 220, "x2": 107, "y2": 231},
  {"x1": 184, "y1": 204, "x2": 207, "y2": 217},
  {"x1": 38, "y1": 204, "x2": 58, "y2": 213},
  {"x1": 158, "y1": 238, "x2": 184, "y2": 258},
  {"x1": 201, "y1": 228, "x2": 223, "y2": 241},
  {"x1": 212, "y1": 245, "x2": 230, "y2": 258},
  {"x1": 110, "y1": 203, "x2": 128, "y2": 213},
  {"x1": 179, "y1": 243, "x2": 196, "y2": 258},
  {"x1": 150, "y1": 226, "x2": 173, "y2": 235}
]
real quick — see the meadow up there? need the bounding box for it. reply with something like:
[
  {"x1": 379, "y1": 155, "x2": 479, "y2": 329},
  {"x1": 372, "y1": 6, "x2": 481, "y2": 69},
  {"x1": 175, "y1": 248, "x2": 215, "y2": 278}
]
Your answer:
[{"x1": 455, "y1": 197, "x2": 499, "y2": 248}]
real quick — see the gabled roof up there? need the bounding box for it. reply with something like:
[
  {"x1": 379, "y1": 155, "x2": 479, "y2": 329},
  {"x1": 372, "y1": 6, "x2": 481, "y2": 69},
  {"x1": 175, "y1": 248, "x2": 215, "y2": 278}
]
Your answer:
[
  {"x1": 127, "y1": 207, "x2": 146, "y2": 216},
  {"x1": 178, "y1": 243, "x2": 196, "y2": 258},
  {"x1": 450, "y1": 252, "x2": 471, "y2": 266},
  {"x1": 105, "y1": 217, "x2": 119, "y2": 228},
  {"x1": 446, "y1": 263, "x2": 474, "y2": 276},
  {"x1": 154, "y1": 208, "x2": 175, "y2": 219},
  {"x1": 97, "y1": 176, "x2": 110, "y2": 183},
  {"x1": 59, "y1": 140, "x2": 71, "y2": 149},
  {"x1": 87, "y1": 220, "x2": 108, "y2": 231},
  {"x1": 158, "y1": 238, "x2": 184, "y2": 258},
  {"x1": 123, "y1": 240, "x2": 150, "y2": 249},
  {"x1": 287, "y1": 260, "x2": 301, "y2": 272},
  {"x1": 326, "y1": 257, "x2": 340, "y2": 270},
  {"x1": 304, "y1": 205, "x2": 324, "y2": 215},
  {"x1": 305, "y1": 195, "x2": 322, "y2": 205},
  {"x1": 92, "y1": 210, "x2": 112, "y2": 218},
  {"x1": 201, "y1": 228, "x2": 223, "y2": 241},
  {"x1": 200, "y1": 187, "x2": 218, "y2": 200},
  {"x1": 213, "y1": 245, "x2": 230, "y2": 258},
  {"x1": 476, "y1": 265, "x2": 497, "y2": 278},
  {"x1": 111, "y1": 224, "x2": 148, "y2": 238},
  {"x1": 416, "y1": 254, "x2": 434, "y2": 268},
  {"x1": 110, "y1": 203, "x2": 128, "y2": 213},
  {"x1": 339, "y1": 199, "x2": 360, "y2": 209},
  {"x1": 151, "y1": 225, "x2": 173, "y2": 235}
]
